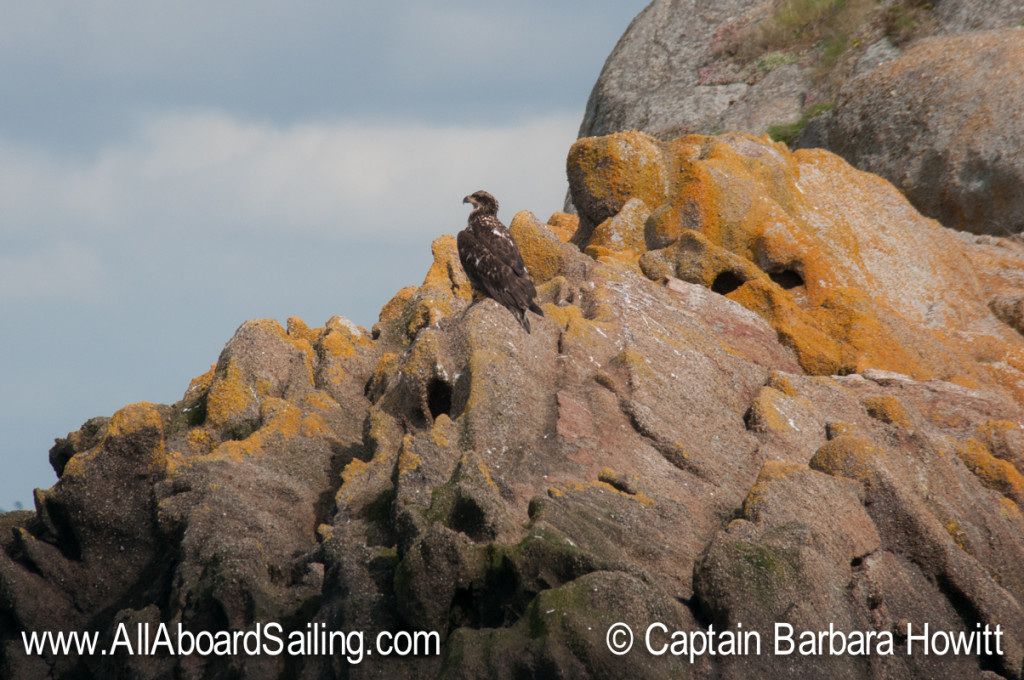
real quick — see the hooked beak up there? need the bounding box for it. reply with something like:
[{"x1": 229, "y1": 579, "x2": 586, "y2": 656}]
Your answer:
[{"x1": 463, "y1": 195, "x2": 476, "y2": 205}]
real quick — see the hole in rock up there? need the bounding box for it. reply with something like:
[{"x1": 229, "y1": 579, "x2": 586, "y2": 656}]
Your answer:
[
  {"x1": 711, "y1": 271, "x2": 745, "y2": 296},
  {"x1": 449, "y1": 496, "x2": 493, "y2": 544},
  {"x1": 768, "y1": 268, "x2": 804, "y2": 290},
  {"x1": 427, "y1": 378, "x2": 453, "y2": 420}
]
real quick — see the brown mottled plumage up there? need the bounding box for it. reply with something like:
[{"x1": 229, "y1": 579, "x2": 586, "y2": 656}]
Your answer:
[{"x1": 457, "y1": 190, "x2": 544, "y2": 332}]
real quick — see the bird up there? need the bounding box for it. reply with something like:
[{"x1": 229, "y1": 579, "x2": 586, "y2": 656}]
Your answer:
[{"x1": 457, "y1": 190, "x2": 544, "y2": 333}]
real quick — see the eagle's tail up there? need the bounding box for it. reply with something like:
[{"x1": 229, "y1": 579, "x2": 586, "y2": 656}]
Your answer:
[
  {"x1": 515, "y1": 307, "x2": 532, "y2": 334},
  {"x1": 513, "y1": 302, "x2": 543, "y2": 333}
]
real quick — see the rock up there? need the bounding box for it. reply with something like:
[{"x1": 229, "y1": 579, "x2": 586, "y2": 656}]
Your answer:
[
  {"x1": 5, "y1": 129, "x2": 1024, "y2": 678},
  {"x1": 578, "y1": 2, "x2": 1024, "y2": 236},
  {"x1": 578, "y1": 0, "x2": 809, "y2": 141},
  {"x1": 798, "y1": 29, "x2": 1024, "y2": 235},
  {"x1": 571, "y1": 130, "x2": 1024, "y2": 402},
  {"x1": 580, "y1": 1, "x2": 1024, "y2": 145}
]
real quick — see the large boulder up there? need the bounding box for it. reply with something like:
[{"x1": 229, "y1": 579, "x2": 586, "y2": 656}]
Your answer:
[
  {"x1": 580, "y1": 1, "x2": 1024, "y2": 142},
  {"x1": 578, "y1": 0, "x2": 807, "y2": 141},
  {"x1": 579, "y1": 2, "x2": 1024, "y2": 235},
  {"x1": 797, "y1": 29, "x2": 1024, "y2": 235}
]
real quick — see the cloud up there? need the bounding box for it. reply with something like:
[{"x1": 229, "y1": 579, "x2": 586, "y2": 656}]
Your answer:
[
  {"x1": 0, "y1": 110, "x2": 581, "y2": 305},
  {"x1": 3, "y1": 110, "x2": 578, "y2": 235}
]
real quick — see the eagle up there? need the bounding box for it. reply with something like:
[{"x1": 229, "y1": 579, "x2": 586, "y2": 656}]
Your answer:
[{"x1": 457, "y1": 190, "x2": 544, "y2": 333}]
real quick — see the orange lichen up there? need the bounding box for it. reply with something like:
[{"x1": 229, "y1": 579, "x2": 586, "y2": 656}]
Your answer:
[
  {"x1": 809, "y1": 435, "x2": 885, "y2": 487},
  {"x1": 943, "y1": 518, "x2": 971, "y2": 553},
  {"x1": 254, "y1": 318, "x2": 316, "y2": 369},
  {"x1": 320, "y1": 329, "x2": 358, "y2": 360},
  {"x1": 998, "y1": 497, "x2": 1024, "y2": 524},
  {"x1": 156, "y1": 449, "x2": 189, "y2": 477},
  {"x1": 106, "y1": 402, "x2": 164, "y2": 440},
  {"x1": 286, "y1": 317, "x2": 319, "y2": 346},
  {"x1": 742, "y1": 461, "x2": 808, "y2": 517},
  {"x1": 397, "y1": 435, "x2": 422, "y2": 477},
  {"x1": 421, "y1": 234, "x2": 472, "y2": 301},
  {"x1": 545, "y1": 304, "x2": 616, "y2": 351},
  {"x1": 475, "y1": 456, "x2": 497, "y2": 490},
  {"x1": 747, "y1": 386, "x2": 796, "y2": 434},
  {"x1": 186, "y1": 428, "x2": 216, "y2": 455},
  {"x1": 205, "y1": 359, "x2": 260, "y2": 431},
  {"x1": 767, "y1": 372, "x2": 798, "y2": 397},
  {"x1": 546, "y1": 212, "x2": 579, "y2": 243},
  {"x1": 567, "y1": 130, "x2": 1024, "y2": 407},
  {"x1": 202, "y1": 397, "x2": 329, "y2": 463},
  {"x1": 554, "y1": 479, "x2": 653, "y2": 506},
  {"x1": 585, "y1": 198, "x2": 649, "y2": 263},
  {"x1": 862, "y1": 396, "x2": 912, "y2": 428},
  {"x1": 509, "y1": 211, "x2": 575, "y2": 285},
  {"x1": 186, "y1": 365, "x2": 215, "y2": 398},
  {"x1": 377, "y1": 287, "x2": 418, "y2": 326},
  {"x1": 430, "y1": 414, "x2": 452, "y2": 447},
  {"x1": 954, "y1": 438, "x2": 1024, "y2": 505},
  {"x1": 567, "y1": 131, "x2": 668, "y2": 231},
  {"x1": 341, "y1": 458, "x2": 369, "y2": 485},
  {"x1": 302, "y1": 391, "x2": 340, "y2": 413}
]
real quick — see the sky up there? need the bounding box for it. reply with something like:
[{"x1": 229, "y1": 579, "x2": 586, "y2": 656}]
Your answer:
[{"x1": 0, "y1": 1, "x2": 649, "y2": 510}]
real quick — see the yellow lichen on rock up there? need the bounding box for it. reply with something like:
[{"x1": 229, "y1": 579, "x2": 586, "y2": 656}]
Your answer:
[
  {"x1": 422, "y1": 234, "x2": 472, "y2": 301},
  {"x1": 320, "y1": 317, "x2": 371, "y2": 362},
  {"x1": 105, "y1": 402, "x2": 164, "y2": 441},
  {"x1": 809, "y1": 435, "x2": 886, "y2": 487},
  {"x1": 553, "y1": 479, "x2": 654, "y2": 506},
  {"x1": 286, "y1": 317, "x2": 319, "y2": 347},
  {"x1": 954, "y1": 438, "x2": 1024, "y2": 506},
  {"x1": 378, "y1": 287, "x2": 418, "y2": 326},
  {"x1": 509, "y1": 211, "x2": 577, "y2": 285},
  {"x1": 567, "y1": 131, "x2": 669, "y2": 238},
  {"x1": 584, "y1": 198, "x2": 650, "y2": 265},
  {"x1": 746, "y1": 386, "x2": 797, "y2": 434},
  {"x1": 205, "y1": 359, "x2": 261, "y2": 431},
  {"x1": 546, "y1": 212, "x2": 579, "y2": 243},
  {"x1": 742, "y1": 461, "x2": 808, "y2": 517},
  {"x1": 545, "y1": 304, "x2": 615, "y2": 351},
  {"x1": 862, "y1": 395, "x2": 912, "y2": 428},
  {"x1": 203, "y1": 397, "x2": 327, "y2": 463},
  {"x1": 567, "y1": 129, "x2": 1024, "y2": 405}
]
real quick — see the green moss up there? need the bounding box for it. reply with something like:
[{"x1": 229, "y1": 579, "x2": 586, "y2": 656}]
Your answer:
[
  {"x1": 820, "y1": 36, "x2": 847, "y2": 69},
  {"x1": 768, "y1": 102, "x2": 835, "y2": 146},
  {"x1": 725, "y1": 539, "x2": 802, "y2": 606}
]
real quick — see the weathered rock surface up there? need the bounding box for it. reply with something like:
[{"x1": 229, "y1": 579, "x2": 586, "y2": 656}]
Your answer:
[
  {"x1": 578, "y1": 0, "x2": 797, "y2": 141},
  {"x1": 4, "y1": 132, "x2": 1024, "y2": 679},
  {"x1": 578, "y1": 1, "x2": 1024, "y2": 234},
  {"x1": 798, "y1": 29, "x2": 1024, "y2": 235},
  {"x1": 581, "y1": 0, "x2": 1024, "y2": 142}
]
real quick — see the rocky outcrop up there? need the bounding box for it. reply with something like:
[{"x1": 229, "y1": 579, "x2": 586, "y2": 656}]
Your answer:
[
  {"x1": 797, "y1": 29, "x2": 1024, "y2": 235},
  {"x1": 578, "y1": 1, "x2": 1024, "y2": 234},
  {"x1": 5, "y1": 132, "x2": 1024, "y2": 679},
  {"x1": 581, "y1": 0, "x2": 1024, "y2": 142},
  {"x1": 577, "y1": 0, "x2": 787, "y2": 140}
]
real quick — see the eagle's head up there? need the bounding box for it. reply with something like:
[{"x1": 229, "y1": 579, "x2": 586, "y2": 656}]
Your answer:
[{"x1": 463, "y1": 190, "x2": 498, "y2": 215}]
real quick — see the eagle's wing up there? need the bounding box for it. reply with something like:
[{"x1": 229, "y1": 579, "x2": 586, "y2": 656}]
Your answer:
[
  {"x1": 477, "y1": 215, "x2": 529, "y2": 278},
  {"x1": 457, "y1": 227, "x2": 537, "y2": 313}
]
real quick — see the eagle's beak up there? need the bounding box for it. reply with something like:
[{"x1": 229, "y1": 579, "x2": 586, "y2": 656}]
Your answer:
[{"x1": 463, "y1": 195, "x2": 476, "y2": 205}]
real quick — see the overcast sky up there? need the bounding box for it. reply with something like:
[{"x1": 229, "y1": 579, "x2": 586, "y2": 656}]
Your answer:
[{"x1": 0, "y1": 2, "x2": 648, "y2": 509}]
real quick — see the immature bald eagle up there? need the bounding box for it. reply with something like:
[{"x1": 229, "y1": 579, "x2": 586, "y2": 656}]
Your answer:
[{"x1": 458, "y1": 190, "x2": 544, "y2": 333}]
